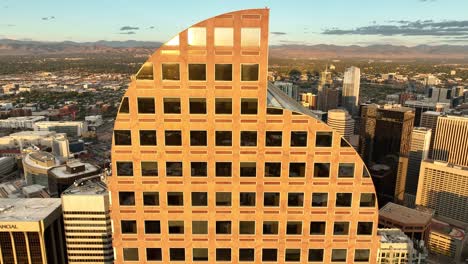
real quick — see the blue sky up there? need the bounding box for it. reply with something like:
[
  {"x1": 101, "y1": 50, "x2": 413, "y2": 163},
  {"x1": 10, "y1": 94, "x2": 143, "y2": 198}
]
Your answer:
[{"x1": 1, "y1": 0, "x2": 468, "y2": 46}]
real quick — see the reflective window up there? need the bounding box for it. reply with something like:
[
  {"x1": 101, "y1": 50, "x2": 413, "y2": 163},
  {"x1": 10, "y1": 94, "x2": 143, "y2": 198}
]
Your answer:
[
  {"x1": 141, "y1": 161, "x2": 158, "y2": 176},
  {"x1": 165, "y1": 130, "x2": 182, "y2": 146},
  {"x1": 188, "y1": 27, "x2": 206, "y2": 46},
  {"x1": 189, "y1": 98, "x2": 206, "y2": 114},
  {"x1": 267, "y1": 108, "x2": 283, "y2": 115},
  {"x1": 241, "y1": 28, "x2": 261, "y2": 47},
  {"x1": 239, "y1": 248, "x2": 255, "y2": 261},
  {"x1": 139, "y1": 130, "x2": 156, "y2": 146},
  {"x1": 215, "y1": 98, "x2": 232, "y2": 114},
  {"x1": 145, "y1": 220, "x2": 161, "y2": 234},
  {"x1": 341, "y1": 138, "x2": 352, "y2": 147},
  {"x1": 137, "y1": 97, "x2": 155, "y2": 114},
  {"x1": 291, "y1": 131, "x2": 307, "y2": 147},
  {"x1": 316, "y1": 131, "x2": 333, "y2": 147},
  {"x1": 312, "y1": 193, "x2": 328, "y2": 207},
  {"x1": 167, "y1": 192, "x2": 184, "y2": 206},
  {"x1": 166, "y1": 162, "x2": 182, "y2": 177},
  {"x1": 193, "y1": 248, "x2": 208, "y2": 261},
  {"x1": 119, "y1": 97, "x2": 129, "y2": 113},
  {"x1": 216, "y1": 162, "x2": 232, "y2": 177},
  {"x1": 214, "y1": 28, "x2": 233, "y2": 46},
  {"x1": 262, "y1": 249, "x2": 278, "y2": 262},
  {"x1": 289, "y1": 162, "x2": 306, "y2": 177},
  {"x1": 285, "y1": 249, "x2": 301, "y2": 262},
  {"x1": 308, "y1": 249, "x2": 324, "y2": 262},
  {"x1": 264, "y1": 192, "x2": 280, "y2": 207},
  {"x1": 265, "y1": 162, "x2": 281, "y2": 177},
  {"x1": 263, "y1": 221, "x2": 279, "y2": 235},
  {"x1": 215, "y1": 64, "x2": 232, "y2": 81},
  {"x1": 116, "y1": 161, "x2": 133, "y2": 176},
  {"x1": 191, "y1": 162, "x2": 207, "y2": 177},
  {"x1": 331, "y1": 249, "x2": 347, "y2": 262},
  {"x1": 354, "y1": 249, "x2": 370, "y2": 262},
  {"x1": 166, "y1": 35, "x2": 179, "y2": 46},
  {"x1": 192, "y1": 221, "x2": 208, "y2": 234},
  {"x1": 240, "y1": 192, "x2": 256, "y2": 207},
  {"x1": 136, "y1": 62, "x2": 153, "y2": 80},
  {"x1": 357, "y1": 222, "x2": 373, "y2": 235},
  {"x1": 310, "y1": 221, "x2": 326, "y2": 235},
  {"x1": 241, "y1": 64, "x2": 259, "y2": 81},
  {"x1": 239, "y1": 221, "x2": 255, "y2": 234},
  {"x1": 333, "y1": 222, "x2": 350, "y2": 235},
  {"x1": 119, "y1": 192, "x2": 135, "y2": 206},
  {"x1": 163, "y1": 98, "x2": 181, "y2": 114},
  {"x1": 216, "y1": 192, "x2": 231, "y2": 206},
  {"x1": 216, "y1": 221, "x2": 231, "y2": 234},
  {"x1": 336, "y1": 193, "x2": 352, "y2": 207},
  {"x1": 241, "y1": 131, "x2": 257, "y2": 146},
  {"x1": 265, "y1": 131, "x2": 282, "y2": 146},
  {"x1": 190, "y1": 130, "x2": 207, "y2": 146},
  {"x1": 338, "y1": 163, "x2": 355, "y2": 178},
  {"x1": 114, "y1": 130, "x2": 131, "y2": 145},
  {"x1": 146, "y1": 248, "x2": 162, "y2": 261},
  {"x1": 314, "y1": 163, "x2": 330, "y2": 178},
  {"x1": 216, "y1": 248, "x2": 231, "y2": 261},
  {"x1": 121, "y1": 220, "x2": 137, "y2": 234},
  {"x1": 191, "y1": 192, "x2": 208, "y2": 206},
  {"x1": 240, "y1": 162, "x2": 256, "y2": 177},
  {"x1": 188, "y1": 64, "x2": 206, "y2": 81},
  {"x1": 143, "y1": 192, "x2": 159, "y2": 206},
  {"x1": 363, "y1": 165, "x2": 370, "y2": 178},
  {"x1": 162, "y1": 63, "x2": 180, "y2": 80},
  {"x1": 123, "y1": 248, "x2": 139, "y2": 261},
  {"x1": 215, "y1": 131, "x2": 232, "y2": 146},
  {"x1": 241, "y1": 98, "x2": 258, "y2": 114},
  {"x1": 168, "y1": 221, "x2": 184, "y2": 234},
  {"x1": 288, "y1": 193, "x2": 304, "y2": 207},
  {"x1": 360, "y1": 193, "x2": 376, "y2": 207},
  {"x1": 286, "y1": 221, "x2": 302, "y2": 235},
  {"x1": 169, "y1": 248, "x2": 185, "y2": 261}
]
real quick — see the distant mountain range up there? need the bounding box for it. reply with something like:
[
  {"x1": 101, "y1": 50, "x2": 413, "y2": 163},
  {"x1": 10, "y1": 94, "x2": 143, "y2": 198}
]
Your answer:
[{"x1": 1, "y1": 39, "x2": 468, "y2": 60}]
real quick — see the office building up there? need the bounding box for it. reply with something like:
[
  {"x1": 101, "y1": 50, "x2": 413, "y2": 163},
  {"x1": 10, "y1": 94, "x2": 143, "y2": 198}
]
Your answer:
[
  {"x1": 109, "y1": 9, "x2": 380, "y2": 263},
  {"x1": 62, "y1": 177, "x2": 113, "y2": 264},
  {"x1": 0, "y1": 116, "x2": 46, "y2": 129},
  {"x1": 23, "y1": 151, "x2": 60, "y2": 188},
  {"x1": 0, "y1": 131, "x2": 68, "y2": 152},
  {"x1": 273, "y1": 81, "x2": 298, "y2": 101},
  {"x1": 34, "y1": 121, "x2": 88, "y2": 138},
  {"x1": 300, "y1": 93, "x2": 317, "y2": 110},
  {"x1": 420, "y1": 111, "x2": 442, "y2": 159},
  {"x1": 403, "y1": 100, "x2": 448, "y2": 126},
  {"x1": 342, "y1": 66, "x2": 360, "y2": 116},
  {"x1": 317, "y1": 68, "x2": 332, "y2": 111},
  {"x1": 0, "y1": 198, "x2": 67, "y2": 264},
  {"x1": 377, "y1": 229, "x2": 427, "y2": 264},
  {"x1": 432, "y1": 115, "x2": 468, "y2": 167},
  {"x1": 327, "y1": 109, "x2": 354, "y2": 141},
  {"x1": 428, "y1": 218, "x2": 467, "y2": 261},
  {"x1": 48, "y1": 161, "x2": 101, "y2": 196},
  {"x1": 426, "y1": 86, "x2": 465, "y2": 108}
]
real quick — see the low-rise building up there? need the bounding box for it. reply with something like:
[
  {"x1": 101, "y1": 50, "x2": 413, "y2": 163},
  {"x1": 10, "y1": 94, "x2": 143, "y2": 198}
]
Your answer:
[
  {"x1": 377, "y1": 228, "x2": 427, "y2": 264},
  {"x1": 428, "y1": 218, "x2": 468, "y2": 261},
  {"x1": 0, "y1": 116, "x2": 46, "y2": 129},
  {"x1": 34, "y1": 121, "x2": 87, "y2": 138}
]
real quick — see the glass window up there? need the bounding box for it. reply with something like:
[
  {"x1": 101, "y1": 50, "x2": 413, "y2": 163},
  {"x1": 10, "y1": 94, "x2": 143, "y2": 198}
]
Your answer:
[
  {"x1": 240, "y1": 162, "x2": 256, "y2": 177},
  {"x1": 289, "y1": 162, "x2": 306, "y2": 177},
  {"x1": 188, "y1": 27, "x2": 206, "y2": 46},
  {"x1": 123, "y1": 248, "x2": 139, "y2": 261},
  {"x1": 144, "y1": 220, "x2": 161, "y2": 234},
  {"x1": 116, "y1": 161, "x2": 133, "y2": 176},
  {"x1": 286, "y1": 221, "x2": 302, "y2": 235},
  {"x1": 241, "y1": 28, "x2": 261, "y2": 47},
  {"x1": 169, "y1": 248, "x2": 185, "y2": 261},
  {"x1": 139, "y1": 130, "x2": 156, "y2": 146},
  {"x1": 285, "y1": 249, "x2": 301, "y2": 262},
  {"x1": 192, "y1": 221, "x2": 208, "y2": 234},
  {"x1": 216, "y1": 162, "x2": 232, "y2": 177},
  {"x1": 316, "y1": 131, "x2": 333, "y2": 147},
  {"x1": 165, "y1": 130, "x2": 182, "y2": 146},
  {"x1": 314, "y1": 163, "x2": 330, "y2": 178},
  {"x1": 239, "y1": 248, "x2": 255, "y2": 261},
  {"x1": 336, "y1": 193, "x2": 352, "y2": 207},
  {"x1": 240, "y1": 192, "x2": 256, "y2": 206},
  {"x1": 216, "y1": 221, "x2": 231, "y2": 234},
  {"x1": 241, "y1": 64, "x2": 259, "y2": 81},
  {"x1": 191, "y1": 162, "x2": 207, "y2": 177},
  {"x1": 193, "y1": 248, "x2": 208, "y2": 261},
  {"x1": 215, "y1": 98, "x2": 232, "y2": 114},
  {"x1": 357, "y1": 222, "x2": 373, "y2": 235},
  {"x1": 168, "y1": 220, "x2": 184, "y2": 234},
  {"x1": 341, "y1": 138, "x2": 352, "y2": 147},
  {"x1": 241, "y1": 98, "x2": 258, "y2": 114},
  {"x1": 310, "y1": 221, "x2": 326, "y2": 235},
  {"x1": 239, "y1": 221, "x2": 255, "y2": 235},
  {"x1": 241, "y1": 131, "x2": 257, "y2": 146},
  {"x1": 167, "y1": 192, "x2": 183, "y2": 206},
  {"x1": 191, "y1": 192, "x2": 208, "y2": 206},
  {"x1": 331, "y1": 249, "x2": 347, "y2": 262},
  {"x1": 262, "y1": 249, "x2": 278, "y2": 262},
  {"x1": 338, "y1": 163, "x2": 355, "y2": 178},
  {"x1": 216, "y1": 248, "x2": 231, "y2": 261},
  {"x1": 354, "y1": 249, "x2": 370, "y2": 262},
  {"x1": 143, "y1": 192, "x2": 159, "y2": 206},
  {"x1": 162, "y1": 63, "x2": 180, "y2": 80},
  {"x1": 114, "y1": 130, "x2": 131, "y2": 145},
  {"x1": 291, "y1": 131, "x2": 307, "y2": 147},
  {"x1": 215, "y1": 64, "x2": 232, "y2": 81},
  {"x1": 265, "y1": 131, "x2": 282, "y2": 146},
  {"x1": 189, "y1": 98, "x2": 206, "y2": 114},
  {"x1": 121, "y1": 220, "x2": 137, "y2": 234},
  {"x1": 136, "y1": 62, "x2": 153, "y2": 80},
  {"x1": 215, "y1": 131, "x2": 232, "y2": 146},
  {"x1": 141, "y1": 161, "x2": 158, "y2": 176},
  {"x1": 146, "y1": 248, "x2": 162, "y2": 261},
  {"x1": 137, "y1": 97, "x2": 155, "y2": 114},
  {"x1": 166, "y1": 35, "x2": 179, "y2": 46},
  {"x1": 166, "y1": 162, "x2": 182, "y2": 177},
  {"x1": 288, "y1": 193, "x2": 304, "y2": 207},
  {"x1": 119, "y1": 97, "x2": 129, "y2": 113},
  {"x1": 360, "y1": 193, "x2": 376, "y2": 207},
  {"x1": 214, "y1": 28, "x2": 233, "y2": 46},
  {"x1": 265, "y1": 162, "x2": 281, "y2": 177},
  {"x1": 163, "y1": 98, "x2": 181, "y2": 114},
  {"x1": 312, "y1": 193, "x2": 328, "y2": 207},
  {"x1": 216, "y1": 192, "x2": 231, "y2": 206},
  {"x1": 119, "y1": 192, "x2": 135, "y2": 206},
  {"x1": 308, "y1": 249, "x2": 324, "y2": 262},
  {"x1": 188, "y1": 64, "x2": 206, "y2": 81},
  {"x1": 363, "y1": 165, "x2": 370, "y2": 178},
  {"x1": 190, "y1": 130, "x2": 207, "y2": 146},
  {"x1": 263, "y1": 221, "x2": 279, "y2": 235},
  {"x1": 267, "y1": 108, "x2": 283, "y2": 115},
  {"x1": 264, "y1": 192, "x2": 280, "y2": 207},
  {"x1": 333, "y1": 222, "x2": 349, "y2": 235}
]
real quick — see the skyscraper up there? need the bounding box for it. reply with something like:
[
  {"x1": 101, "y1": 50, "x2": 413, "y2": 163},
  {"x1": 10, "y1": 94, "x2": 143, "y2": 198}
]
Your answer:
[
  {"x1": 342, "y1": 66, "x2": 360, "y2": 116},
  {"x1": 432, "y1": 115, "x2": 468, "y2": 167},
  {"x1": 420, "y1": 111, "x2": 441, "y2": 159},
  {"x1": 327, "y1": 109, "x2": 354, "y2": 141},
  {"x1": 109, "y1": 9, "x2": 380, "y2": 263}
]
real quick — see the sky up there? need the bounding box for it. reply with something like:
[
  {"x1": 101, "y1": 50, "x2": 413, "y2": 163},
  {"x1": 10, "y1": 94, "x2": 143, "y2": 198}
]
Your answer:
[{"x1": 1, "y1": 0, "x2": 468, "y2": 46}]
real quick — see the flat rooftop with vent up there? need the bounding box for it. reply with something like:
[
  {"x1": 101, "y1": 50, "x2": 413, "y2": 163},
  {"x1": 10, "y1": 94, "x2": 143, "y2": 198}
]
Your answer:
[{"x1": 0, "y1": 198, "x2": 61, "y2": 223}]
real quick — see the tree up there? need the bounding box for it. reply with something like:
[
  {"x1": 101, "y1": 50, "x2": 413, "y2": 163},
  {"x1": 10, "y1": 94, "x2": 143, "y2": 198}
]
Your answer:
[{"x1": 289, "y1": 69, "x2": 301, "y2": 83}]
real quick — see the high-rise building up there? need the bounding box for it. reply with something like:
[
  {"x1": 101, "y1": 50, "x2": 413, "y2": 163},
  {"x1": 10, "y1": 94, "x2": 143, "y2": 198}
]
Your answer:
[
  {"x1": 377, "y1": 229, "x2": 427, "y2": 264},
  {"x1": 317, "y1": 68, "x2": 332, "y2": 111},
  {"x1": 62, "y1": 177, "x2": 113, "y2": 264},
  {"x1": 0, "y1": 198, "x2": 67, "y2": 264},
  {"x1": 403, "y1": 100, "x2": 448, "y2": 126},
  {"x1": 327, "y1": 109, "x2": 354, "y2": 141},
  {"x1": 404, "y1": 127, "x2": 431, "y2": 206},
  {"x1": 420, "y1": 111, "x2": 441, "y2": 159},
  {"x1": 273, "y1": 81, "x2": 298, "y2": 101},
  {"x1": 342, "y1": 66, "x2": 360, "y2": 116},
  {"x1": 109, "y1": 9, "x2": 380, "y2": 263},
  {"x1": 428, "y1": 218, "x2": 467, "y2": 261},
  {"x1": 432, "y1": 115, "x2": 468, "y2": 167}
]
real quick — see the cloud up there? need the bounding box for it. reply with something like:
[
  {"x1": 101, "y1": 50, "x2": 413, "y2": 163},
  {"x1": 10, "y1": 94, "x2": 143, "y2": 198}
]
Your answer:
[
  {"x1": 119, "y1": 31, "x2": 136, "y2": 35},
  {"x1": 0, "y1": 24, "x2": 15, "y2": 27},
  {"x1": 42, "y1": 16, "x2": 55, "y2": 21},
  {"x1": 271, "y1": 32, "x2": 287, "y2": 35},
  {"x1": 148, "y1": 26, "x2": 155, "y2": 29},
  {"x1": 120, "y1": 26, "x2": 139, "y2": 31}
]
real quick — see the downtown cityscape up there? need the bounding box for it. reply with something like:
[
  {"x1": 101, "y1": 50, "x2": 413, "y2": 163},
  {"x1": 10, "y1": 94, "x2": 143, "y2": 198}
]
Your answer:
[{"x1": 0, "y1": 1, "x2": 468, "y2": 264}]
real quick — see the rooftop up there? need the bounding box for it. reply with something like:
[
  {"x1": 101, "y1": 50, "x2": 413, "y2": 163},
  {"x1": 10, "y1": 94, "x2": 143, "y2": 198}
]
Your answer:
[
  {"x1": 431, "y1": 218, "x2": 465, "y2": 240},
  {"x1": 62, "y1": 177, "x2": 107, "y2": 196},
  {"x1": 379, "y1": 202, "x2": 433, "y2": 226},
  {"x1": 378, "y1": 228, "x2": 412, "y2": 244},
  {"x1": 29, "y1": 151, "x2": 55, "y2": 162},
  {"x1": 0, "y1": 198, "x2": 61, "y2": 222},
  {"x1": 49, "y1": 161, "x2": 100, "y2": 178}
]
